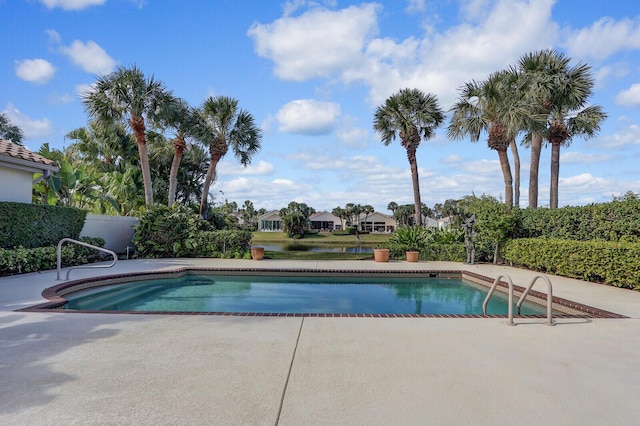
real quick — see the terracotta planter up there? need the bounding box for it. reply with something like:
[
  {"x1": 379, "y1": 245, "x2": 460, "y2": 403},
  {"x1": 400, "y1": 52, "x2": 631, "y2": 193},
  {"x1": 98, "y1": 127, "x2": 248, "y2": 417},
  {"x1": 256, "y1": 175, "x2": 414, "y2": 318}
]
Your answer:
[
  {"x1": 373, "y1": 248, "x2": 390, "y2": 262},
  {"x1": 251, "y1": 247, "x2": 265, "y2": 260},
  {"x1": 405, "y1": 251, "x2": 419, "y2": 262}
]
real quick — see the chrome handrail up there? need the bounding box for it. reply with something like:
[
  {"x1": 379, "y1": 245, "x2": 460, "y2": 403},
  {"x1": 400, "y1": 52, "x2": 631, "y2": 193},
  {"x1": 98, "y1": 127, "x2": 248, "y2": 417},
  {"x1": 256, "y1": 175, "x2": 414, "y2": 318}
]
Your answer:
[
  {"x1": 517, "y1": 274, "x2": 554, "y2": 326},
  {"x1": 56, "y1": 238, "x2": 117, "y2": 280},
  {"x1": 482, "y1": 274, "x2": 516, "y2": 326}
]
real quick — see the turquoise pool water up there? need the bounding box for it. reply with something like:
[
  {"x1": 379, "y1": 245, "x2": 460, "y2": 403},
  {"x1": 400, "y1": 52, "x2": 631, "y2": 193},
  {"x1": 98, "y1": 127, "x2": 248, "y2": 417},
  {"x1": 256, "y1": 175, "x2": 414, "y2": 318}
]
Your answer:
[{"x1": 63, "y1": 274, "x2": 552, "y2": 315}]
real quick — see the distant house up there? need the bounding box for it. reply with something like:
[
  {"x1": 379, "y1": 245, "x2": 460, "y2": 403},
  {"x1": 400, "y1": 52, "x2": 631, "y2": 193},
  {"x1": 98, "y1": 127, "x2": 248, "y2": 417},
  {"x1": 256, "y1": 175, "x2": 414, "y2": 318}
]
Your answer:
[
  {"x1": 0, "y1": 139, "x2": 58, "y2": 204},
  {"x1": 257, "y1": 210, "x2": 283, "y2": 231},
  {"x1": 357, "y1": 211, "x2": 396, "y2": 233},
  {"x1": 309, "y1": 211, "x2": 342, "y2": 232}
]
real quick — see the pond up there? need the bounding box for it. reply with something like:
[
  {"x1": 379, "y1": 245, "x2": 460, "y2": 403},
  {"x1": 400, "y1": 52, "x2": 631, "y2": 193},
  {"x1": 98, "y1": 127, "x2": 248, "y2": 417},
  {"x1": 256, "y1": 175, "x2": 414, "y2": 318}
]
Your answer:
[{"x1": 257, "y1": 243, "x2": 373, "y2": 253}]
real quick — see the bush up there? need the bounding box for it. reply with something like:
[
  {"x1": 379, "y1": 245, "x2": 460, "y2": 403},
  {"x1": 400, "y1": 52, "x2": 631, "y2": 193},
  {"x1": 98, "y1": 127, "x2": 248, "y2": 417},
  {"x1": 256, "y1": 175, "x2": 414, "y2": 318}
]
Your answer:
[
  {"x1": 0, "y1": 237, "x2": 106, "y2": 276},
  {"x1": 0, "y1": 202, "x2": 86, "y2": 249},
  {"x1": 503, "y1": 238, "x2": 640, "y2": 290},
  {"x1": 387, "y1": 226, "x2": 431, "y2": 257},
  {"x1": 133, "y1": 205, "x2": 251, "y2": 258}
]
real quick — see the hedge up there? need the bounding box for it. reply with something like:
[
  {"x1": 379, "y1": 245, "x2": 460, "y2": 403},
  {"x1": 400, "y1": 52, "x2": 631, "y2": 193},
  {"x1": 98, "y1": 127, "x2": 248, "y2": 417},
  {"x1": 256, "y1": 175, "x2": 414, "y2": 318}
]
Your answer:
[
  {"x1": 0, "y1": 202, "x2": 86, "y2": 249},
  {"x1": 503, "y1": 238, "x2": 640, "y2": 290}
]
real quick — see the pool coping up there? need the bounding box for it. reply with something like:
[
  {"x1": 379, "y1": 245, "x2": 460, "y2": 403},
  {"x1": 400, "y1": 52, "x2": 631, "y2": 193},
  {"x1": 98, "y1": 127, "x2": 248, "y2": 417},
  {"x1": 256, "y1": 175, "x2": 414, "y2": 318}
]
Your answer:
[{"x1": 19, "y1": 267, "x2": 627, "y2": 319}]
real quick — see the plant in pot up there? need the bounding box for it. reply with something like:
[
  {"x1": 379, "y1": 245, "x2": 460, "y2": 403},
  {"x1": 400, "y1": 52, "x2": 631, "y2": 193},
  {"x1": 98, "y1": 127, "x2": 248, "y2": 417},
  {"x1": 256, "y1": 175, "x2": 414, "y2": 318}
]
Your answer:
[
  {"x1": 373, "y1": 245, "x2": 390, "y2": 262},
  {"x1": 388, "y1": 226, "x2": 431, "y2": 262}
]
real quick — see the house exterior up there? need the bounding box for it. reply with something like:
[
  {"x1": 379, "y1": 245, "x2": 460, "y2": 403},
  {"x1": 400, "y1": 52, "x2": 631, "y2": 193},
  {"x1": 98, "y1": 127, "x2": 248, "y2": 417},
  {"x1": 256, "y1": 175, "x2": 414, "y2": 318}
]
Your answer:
[
  {"x1": 356, "y1": 211, "x2": 396, "y2": 233},
  {"x1": 0, "y1": 139, "x2": 58, "y2": 204},
  {"x1": 257, "y1": 210, "x2": 283, "y2": 231},
  {"x1": 309, "y1": 211, "x2": 342, "y2": 231}
]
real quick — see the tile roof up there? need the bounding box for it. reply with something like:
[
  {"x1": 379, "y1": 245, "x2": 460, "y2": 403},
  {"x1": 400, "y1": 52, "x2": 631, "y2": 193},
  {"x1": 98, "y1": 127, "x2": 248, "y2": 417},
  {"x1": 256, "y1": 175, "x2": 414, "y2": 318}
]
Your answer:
[{"x1": 0, "y1": 139, "x2": 56, "y2": 167}]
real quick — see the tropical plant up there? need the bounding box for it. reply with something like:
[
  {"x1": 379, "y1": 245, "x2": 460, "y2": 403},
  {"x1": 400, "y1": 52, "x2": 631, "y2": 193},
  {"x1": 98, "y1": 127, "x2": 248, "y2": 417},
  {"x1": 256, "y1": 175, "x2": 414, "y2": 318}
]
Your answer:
[
  {"x1": 373, "y1": 88, "x2": 444, "y2": 226},
  {"x1": 388, "y1": 225, "x2": 432, "y2": 253},
  {"x1": 0, "y1": 113, "x2": 24, "y2": 144},
  {"x1": 195, "y1": 96, "x2": 262, "y2": 217},
  {"x1": 82, "y1": 65, "x2": 176, "y2": 206},
  {"x1": 279, "y1": 201, "x2": 315, "y2": 238}
]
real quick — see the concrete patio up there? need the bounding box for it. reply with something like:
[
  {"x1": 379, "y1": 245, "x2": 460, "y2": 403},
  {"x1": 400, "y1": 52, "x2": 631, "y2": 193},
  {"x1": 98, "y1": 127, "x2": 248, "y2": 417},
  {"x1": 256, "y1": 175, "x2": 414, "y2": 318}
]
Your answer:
[{"x1": 1, "y1": 259, "x2": 639, "y2": 425}]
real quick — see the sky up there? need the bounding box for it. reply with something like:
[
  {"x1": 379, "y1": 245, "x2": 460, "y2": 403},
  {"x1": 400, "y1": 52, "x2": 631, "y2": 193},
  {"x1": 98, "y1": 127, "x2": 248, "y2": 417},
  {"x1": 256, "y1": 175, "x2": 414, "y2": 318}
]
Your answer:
[{"x1": 1, "y1": 0, "x2": 639, "y2": 214}]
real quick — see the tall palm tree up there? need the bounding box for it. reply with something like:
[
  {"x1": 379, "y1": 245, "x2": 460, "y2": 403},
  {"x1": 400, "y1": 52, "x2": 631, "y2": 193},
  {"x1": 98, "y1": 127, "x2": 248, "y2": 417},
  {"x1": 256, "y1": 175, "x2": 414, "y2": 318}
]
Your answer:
[
  {"x1": 82, "y1": 65, "x2": 176, "y2": 206},
  {"x1": 519, "y1": 50, "x2": 606, "y2": 208},
  {"x1": 195, "y1": 96, "x2": 262, "y2": 217},
  {"x1": 373, "y1": 88, "x2": 444, "y2": 226},
  {"x1": 448, "y1": 71, "x2": 530, "y2": 208},
  {"x1": 0, "y1": 113, "x2": 24, "y2": 144},
  {"x1": 517, "y1": 50, "x2": 573, "y2": 209}
]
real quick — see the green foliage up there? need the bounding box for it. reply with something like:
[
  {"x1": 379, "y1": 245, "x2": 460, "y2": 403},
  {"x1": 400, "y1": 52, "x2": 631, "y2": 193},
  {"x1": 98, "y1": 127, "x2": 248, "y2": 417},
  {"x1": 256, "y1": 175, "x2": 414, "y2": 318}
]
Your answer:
[
  {"x1": 423, "y1": 243, "x2": 466, "y2": 262},
  {"x1": 514, "y1": 198, "x2": 640, "y2": 242},
  {"x1": 0, "y1": 237, "x2": 105, "y2": 277},
  {"x1": 427, "y1": 227, "x2": 465, "y2": 244},
  {"x1": 387, "y1": 226, "x2": 432, "y2": 255},
  {"x1": 503, "y1": 238, "x2": 640, "y2": 290},
  {"x1": 279, "y1": 201, "x2": 315, "y2": 238},
  {"x1": 0, "y1": 202, "x2": 86, "y2": 249},
  {"x1": 133, "y1": 205, "x2": 251, "y2": 258}
]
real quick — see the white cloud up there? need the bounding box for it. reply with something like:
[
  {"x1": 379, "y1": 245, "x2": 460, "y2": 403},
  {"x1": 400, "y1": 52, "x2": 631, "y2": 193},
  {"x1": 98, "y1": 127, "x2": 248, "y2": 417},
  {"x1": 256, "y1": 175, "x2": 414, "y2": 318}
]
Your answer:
[
  {"x1": 561, "y1": 151, "x2": 615, "y2": 164},
  {"x1": 276, "y1": 99, "x2": 340, "y2": 135},
  {"x1": 60, "y1": 40, "x2": 116, "y2": 74},
  {"x1": 406, "y1": 0, "x2": 426, "y2": 14},
  {"x1": 601, "y1": 124, "x2": 640, "y2": 148},
  {"x1": 615, "y1": 83, "x2": 640, "y2": 107},
  {"x1": 248, "y1": 3, "x2": 380, "y2": 81},
  {"x1": 1, "y1": 102, "x2": 54, "y2": 139},
  {"x1": 14, "y1": 59, "x2": 55, "y2": 84},
  {"x1": 564, "y1": 17, "x2": 640, "y2": 62},
  {"x1": 336, "y1": 116, "x2": 369, "y2": 148},
  {"x1": 218, "y1": 160, "x2": 275, "y2": 175},
  {"x1": 40, "y1": 0, "x2": 105, "y2": 10}
]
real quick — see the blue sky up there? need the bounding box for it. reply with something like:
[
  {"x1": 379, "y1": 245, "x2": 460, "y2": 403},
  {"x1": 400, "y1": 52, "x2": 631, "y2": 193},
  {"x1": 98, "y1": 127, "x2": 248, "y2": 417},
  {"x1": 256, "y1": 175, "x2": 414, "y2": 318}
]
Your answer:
[{"x1": 1, "y1": 0, "x2": 639, "y2": 213}]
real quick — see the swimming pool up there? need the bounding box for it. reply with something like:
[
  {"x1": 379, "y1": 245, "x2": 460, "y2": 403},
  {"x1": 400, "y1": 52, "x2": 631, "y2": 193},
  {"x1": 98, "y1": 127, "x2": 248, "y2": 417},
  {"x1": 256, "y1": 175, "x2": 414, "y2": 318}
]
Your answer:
[{"x1": 59, "y1": 272, "x2": 557, "y2": 316}]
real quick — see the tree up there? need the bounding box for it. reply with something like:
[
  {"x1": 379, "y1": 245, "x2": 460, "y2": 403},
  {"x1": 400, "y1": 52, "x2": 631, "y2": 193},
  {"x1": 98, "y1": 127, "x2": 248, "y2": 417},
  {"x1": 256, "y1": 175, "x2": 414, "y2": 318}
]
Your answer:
[
  {"x1": 448, "y1": 70, "x2": 534, "y2": 208},
  {"x1": 0, "y1": 113, "x2": 24, "y2": 144},
  {"x1": 195, "y1": 96, "x2": 262, "y2": 217},
  {"x1": 280, "y1": 201, "x2": 315, "y2": 238},
  {"x1": 82, "y1": 65, "x2": 176, "y2": 206},
  {"x1": 373, "y1": 88, "x2": 444, "y2": 225},
  {"x1": 241, "y1": 200, "x2": 257, "y2": 230},
  {"x1": 387, "y1": 201, "x2": 398, "y2": 216},
  {"x1": 361, "y1": 204, "x2": 374, "y2": 230},
  {"x1": 332, "y1": 206, "x2": 346, "y2": 230}
]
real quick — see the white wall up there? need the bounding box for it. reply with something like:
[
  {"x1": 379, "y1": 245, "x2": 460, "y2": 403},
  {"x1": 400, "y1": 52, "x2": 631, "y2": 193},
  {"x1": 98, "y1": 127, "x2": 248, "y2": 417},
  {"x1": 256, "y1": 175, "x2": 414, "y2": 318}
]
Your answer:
[
  {"x1": 80, "y1": 214, "x2": 138, "y2": 253},
  {"x1": 0, "y1": 167, "x2": 32, "y2": 203}
]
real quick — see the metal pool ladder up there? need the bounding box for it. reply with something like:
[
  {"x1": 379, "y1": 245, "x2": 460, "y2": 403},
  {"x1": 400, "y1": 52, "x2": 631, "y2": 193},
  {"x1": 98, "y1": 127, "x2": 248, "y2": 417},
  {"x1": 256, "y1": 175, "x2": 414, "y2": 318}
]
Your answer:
[
  {"x1": 482, "y1": 274, "x2": 554, "y2": 326},
  {"x1": 56, "y1": 238, "x2": 118, "y2": 280}
]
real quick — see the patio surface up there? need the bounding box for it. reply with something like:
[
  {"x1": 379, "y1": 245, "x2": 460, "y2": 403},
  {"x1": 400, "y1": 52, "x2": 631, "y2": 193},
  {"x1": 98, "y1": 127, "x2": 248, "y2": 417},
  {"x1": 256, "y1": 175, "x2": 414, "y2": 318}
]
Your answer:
[{"x1": 1, "y1": 259, "x2": 640, "y2": 425}]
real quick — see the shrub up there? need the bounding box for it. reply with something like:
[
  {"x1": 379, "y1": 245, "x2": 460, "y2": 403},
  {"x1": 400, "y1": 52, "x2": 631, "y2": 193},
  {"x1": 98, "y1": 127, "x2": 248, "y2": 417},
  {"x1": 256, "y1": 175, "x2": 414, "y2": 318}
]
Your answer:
[
  {"x1": 0, "y1": 202, "x2": 86, "y2": 249},
  {"x1": 503, "y1": 238, "x2": 640, "y2": 290},
  {"x1": 387, "y1": 226, "x2": 432, "y2": 256}
]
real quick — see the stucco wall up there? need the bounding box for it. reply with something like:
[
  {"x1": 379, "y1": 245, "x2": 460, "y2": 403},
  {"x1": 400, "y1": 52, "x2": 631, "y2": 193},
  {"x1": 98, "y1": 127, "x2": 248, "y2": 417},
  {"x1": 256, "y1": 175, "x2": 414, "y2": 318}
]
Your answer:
[
  {"x1": 0, "y1": 167, "x2": 32, "y2": 203},
  {"x1": 80, "y1": 214, "x2": 138, "y2": 253}
]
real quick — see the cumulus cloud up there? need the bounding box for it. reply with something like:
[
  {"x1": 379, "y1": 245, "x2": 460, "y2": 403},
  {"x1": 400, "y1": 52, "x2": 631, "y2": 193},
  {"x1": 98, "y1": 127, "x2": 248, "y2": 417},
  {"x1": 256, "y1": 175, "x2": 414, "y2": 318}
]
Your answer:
[
  {"x1": 218, "y1": 160, "x2": 275, "y2": 176},
  {"x1": 561, "y1": 151, "x2": 615, "y2": 164},
  {"x1": 248, "y1": 3, "x2": 380, "y2": 81},
  {"x1": 14, "y1": 59, "x2": 55, "y2": 84},
  {"x1": 615, "y1": 83, "x2": 640, "y2": 107},
  {"x1": 40, "y1": 0, "x2": 105, "y2": 10},
  {"x1": 60, "y1": 40, "x2": 116, "y2": 74},
  {"x1": 600, "y1": 124, "x2": 640, "y2": 148},
  {"x1": 564, "y1": 17, "x2": 640, "y2": 62},
  {"x1": 1, "y1": 102, "x2": 54, "y2": 139},
  {"x1": 276, "y1": 99, "x2": 340, "y2": 135}
]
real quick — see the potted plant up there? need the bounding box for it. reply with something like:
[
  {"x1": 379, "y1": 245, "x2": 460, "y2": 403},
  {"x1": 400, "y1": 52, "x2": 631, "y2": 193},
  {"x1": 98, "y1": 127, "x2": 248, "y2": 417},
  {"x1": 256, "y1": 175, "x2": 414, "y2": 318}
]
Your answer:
[
  {"x1": 251, "y1": 246, "x2": 265, "y2": 260},
  {"x1": 373, "y1": 246, "x2": 390, "y2": 262},
  {"x1": 388, "y1": 226, "x2": 430, "y2": 262}
]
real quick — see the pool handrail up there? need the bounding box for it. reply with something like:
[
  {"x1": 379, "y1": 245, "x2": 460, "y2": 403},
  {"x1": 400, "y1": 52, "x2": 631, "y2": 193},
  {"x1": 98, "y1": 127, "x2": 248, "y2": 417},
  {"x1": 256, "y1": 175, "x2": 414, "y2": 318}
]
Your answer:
[
  {"x1": 516, "y1": 274, "x2": 554, "y2": 326},
  {"x1": 56, "y1": 238, "x2": 118, "y2": 280},
  {"x1": 482, "y1": 274, "x2": 515, "y2": 326}
]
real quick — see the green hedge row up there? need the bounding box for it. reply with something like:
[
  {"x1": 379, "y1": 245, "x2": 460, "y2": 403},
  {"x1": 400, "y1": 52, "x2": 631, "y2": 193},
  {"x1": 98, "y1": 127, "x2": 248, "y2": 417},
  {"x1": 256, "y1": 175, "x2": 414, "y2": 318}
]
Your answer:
[
  {"x1": 514, "y1": 198, "x2": 640, "y2": 242},
  {"x1": 0, "y1": 202, "x2": 86, "y2": 249},
  {"x1": 389, "y1": 243, "x2": 465, "y2": 262},
  {"x1": 503, "y1": 238, "x2": 640, "y2": 290},
  {"x1": 0, "y1": 237, "x2": 106, "y2": 277}
]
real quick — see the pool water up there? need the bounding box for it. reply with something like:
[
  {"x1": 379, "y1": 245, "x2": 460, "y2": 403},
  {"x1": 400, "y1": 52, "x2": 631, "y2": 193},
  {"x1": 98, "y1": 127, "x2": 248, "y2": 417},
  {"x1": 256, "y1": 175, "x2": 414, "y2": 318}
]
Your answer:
[{"x1": 63, "y1": 274, "x2": 553, "y2": 315}]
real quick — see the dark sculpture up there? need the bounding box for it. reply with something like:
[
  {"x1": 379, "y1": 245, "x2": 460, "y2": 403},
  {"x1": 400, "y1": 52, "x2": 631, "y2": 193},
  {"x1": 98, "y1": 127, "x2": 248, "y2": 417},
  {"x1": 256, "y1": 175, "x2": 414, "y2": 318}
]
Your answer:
[{"x1": 464, "y1": 214, "x2": 476, "y2": 264}]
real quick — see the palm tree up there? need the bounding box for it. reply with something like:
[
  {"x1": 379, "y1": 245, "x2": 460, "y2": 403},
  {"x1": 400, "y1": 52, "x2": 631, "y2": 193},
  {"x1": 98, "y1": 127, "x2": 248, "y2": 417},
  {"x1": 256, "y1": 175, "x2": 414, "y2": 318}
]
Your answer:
[
  {"x1": 82, "y1": 65, "x2": 176, "y2": 206},
  {"x1": 195, "y1": 96, "x2": 262, "y2": 217},
  {"x1": 448, "y1": 71, "x2": 529, "y2": 208},
  {"x1": 519, "y1": 50, "x2": 606, "y2": 208},
  {"x1": 373, "y1": 88, "x2": 444, "y2": 226},
  {"x1": 0, "y1": 113, "x2": 24, "y2": 144}
]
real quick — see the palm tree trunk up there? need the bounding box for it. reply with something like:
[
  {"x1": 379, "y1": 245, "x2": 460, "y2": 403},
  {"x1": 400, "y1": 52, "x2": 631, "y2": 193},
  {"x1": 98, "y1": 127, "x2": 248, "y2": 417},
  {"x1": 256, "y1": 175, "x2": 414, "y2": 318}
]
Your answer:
[
  {"x1": 130, "y1": 116, "x2": 154, "y2": 206},
  {"x1": 528, "y1": 131, "x2": 543, "y2": 209},
  {"x1": 550, "y1": 142, "x2": 560, "y2": 209},
  {"x1": 497, "y1": 149, "x2": 513, "y2": 208},
  {"x1": 510, "y1": 139, "x2": 520, "y2": 208},
  {"x1": 199, "y1": 153, "x2": 221, "y2": 217},
  {"x1": 168, "y1": 136, "x2": 186, "y2": 207},
  {"x1": 407, "y1": 147, "x2": 422, "y2": 226}
]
